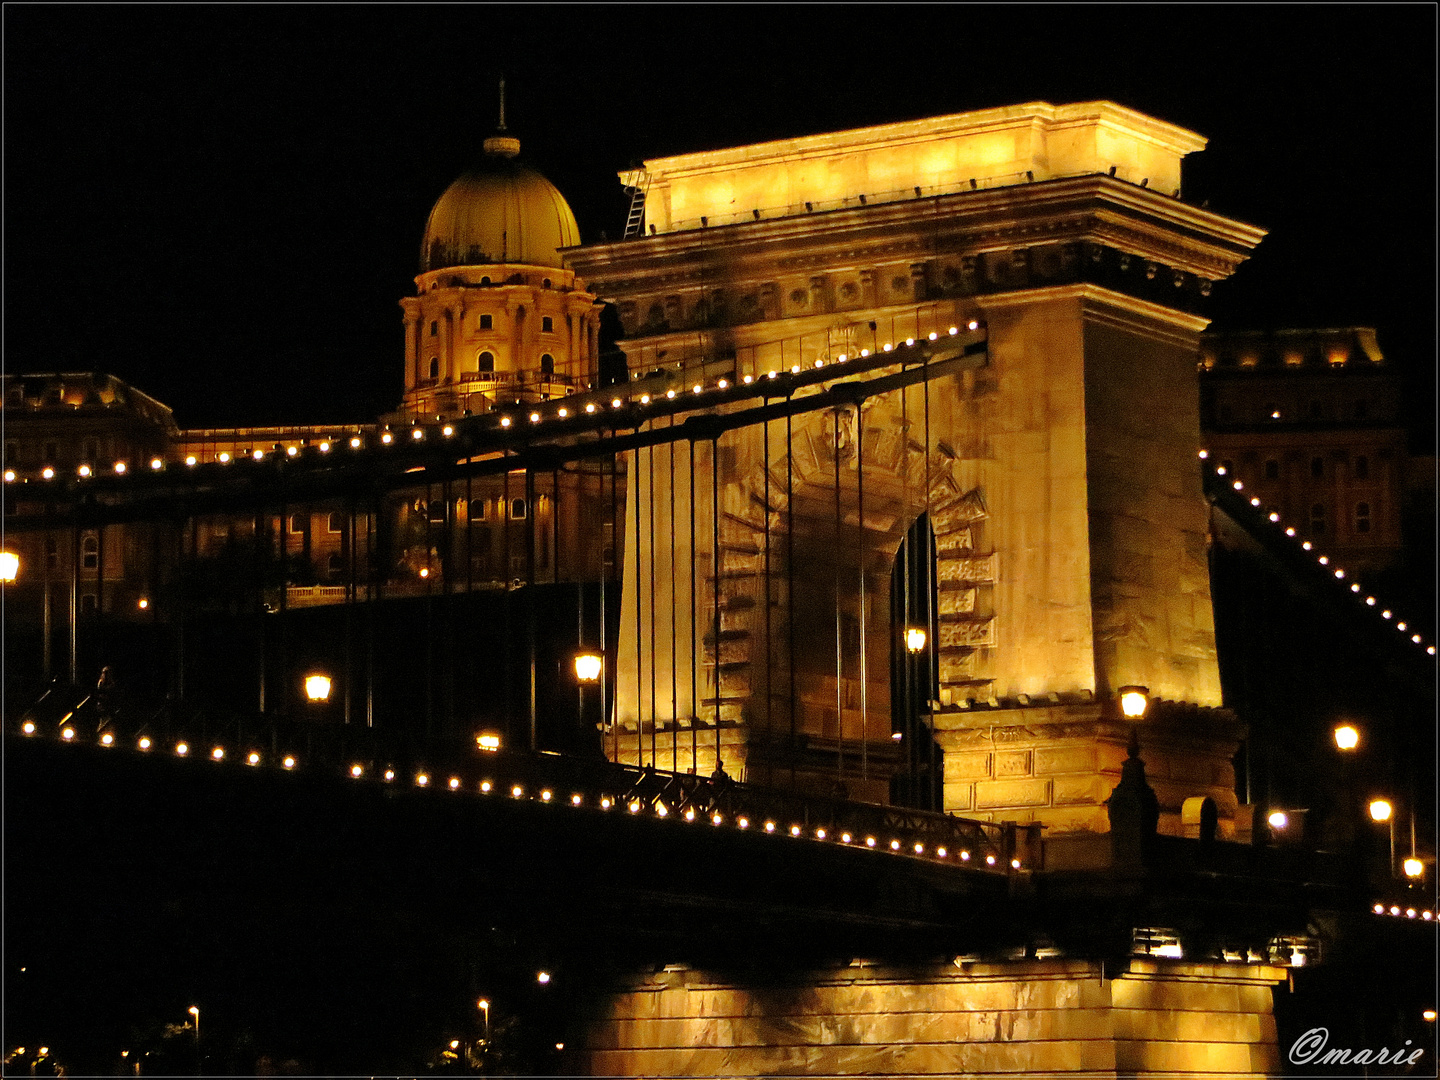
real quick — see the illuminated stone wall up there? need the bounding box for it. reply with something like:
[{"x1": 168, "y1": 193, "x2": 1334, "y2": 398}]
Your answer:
[{"x1": 584, "y1": 959, "x2": 1287, "y2": 1077}]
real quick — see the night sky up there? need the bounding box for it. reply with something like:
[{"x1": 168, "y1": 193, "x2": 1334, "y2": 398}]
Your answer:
[{"x1": 5, "y1": 7, "x2": 1436, "y2": 441}]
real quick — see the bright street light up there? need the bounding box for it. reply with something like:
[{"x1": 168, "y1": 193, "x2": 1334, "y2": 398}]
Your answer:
[
  {"x1": 0, "y1": 551, "x2": 18, "y2": 584},
  {"x1": 1118, "y1": 686, "x2": 1149, "y2": 719},
  {"x1": 1369, "y1": 798, "x2": 1393, "y2": 822},
  {"x1": 574, "y1": 652, "x2": 603, "y2": 683},
  {"x1": 304, "y1": 673, "x2": 332, "y2": 702},
  {"x1": 1333, "y1": 724, "x2": 1359, "y2": 751},
  {"x1": 904, "y1": 627, "x2": 926, "y2": 653}
]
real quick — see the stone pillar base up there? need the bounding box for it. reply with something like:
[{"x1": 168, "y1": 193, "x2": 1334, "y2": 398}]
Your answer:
[{"x1": 583, "y1": 958, "x2": 1286, "y2": 1077}]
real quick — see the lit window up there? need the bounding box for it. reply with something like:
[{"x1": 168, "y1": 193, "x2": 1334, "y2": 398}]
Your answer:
[
  {"x1": 511, "y1": 497, "x2": 527, "y2": 520},
  {"x1": 469, "y1": 498, "x2": 488, "y2": 521},
  {"x1": 81, "y1": 534, "x2": 99, "y2": 570},
  {"x1": 327, "y1": 511, "x2": 344, "y2": 534},
  {"x1": 1354, "y1": 455, "x2": 1369, "y2": 480},
  {"x1": 1310, "y1": 503, "x2": 1326, "y2": 536},
  {"x1": 1355, "y1": 503, "x2": 1370, "y2": 534},
  {"x1": 289, "y1": 514, "x2": 305, "y2": 534},
  {"x1": 479, "y1": 313, "x2": 493, "y2": 330},
  {"x1": 542, "y1": 316, "x2": 554, "y2": 333}
]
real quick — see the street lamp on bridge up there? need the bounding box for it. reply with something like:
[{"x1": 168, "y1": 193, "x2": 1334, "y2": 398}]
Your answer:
[{"x1": 304, "y1": 673, "x2": 332, "y2": 703}]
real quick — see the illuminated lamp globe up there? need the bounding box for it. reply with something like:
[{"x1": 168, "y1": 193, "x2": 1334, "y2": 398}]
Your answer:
[
  {"x1": 1117, "y1": 685, "x2": 1149, "y2": 718},
  {"x1": 1333, "y1": 724, "x2": 1359, "y2": 751},
  {"x1": 0, "y1": 551, "x2": 18, "y2": 583},
  {"x1": 905, "y1": 627, "x2": 927, "y2": 653},
  {"x1": 1404, "y1": 857, "x2": 1424, "y2": 879},
  {"x1": 304, "y1": 674, "x2": 332, "y2": 703},
  {"x1": 1369, "y1": 798, "x2": 1393, "y2": 822},
  {"x1": 574, "y1": 652, "x2": 603, "y2": 683},
  {"x1": 1267, "y1": 811, "x2": 1288, "y2": 830}
]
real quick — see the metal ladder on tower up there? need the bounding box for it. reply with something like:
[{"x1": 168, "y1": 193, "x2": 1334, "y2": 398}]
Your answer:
[{"x1": 622, "y1": 169, "x2": 651, "y2": 239}]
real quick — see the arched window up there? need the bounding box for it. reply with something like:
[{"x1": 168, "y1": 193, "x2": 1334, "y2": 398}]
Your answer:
[
  {"x1": 328, "y1": 553, "x2": 345, "y2": 575},
  {"x1": 479, "y1": 313, "x2": 492, "y2": 330},
  {"x1": 427, "y1": 500, "x2": 446, "y2": 523},
  {"x1": 327, "y1": 511, "x2": 344, "y2": 534},
  {"x1": 469, "y1": 498, "x2": 487, "y2": 521},
  {"x1": 1355, "y1": 502, "x2": 1371, "y2": 534},
  {"x1": 289, "y1": 514, "x2": 306, "y2": 534},
  {"x1": 541, "y1": 316, "x2": 554, "y2": 333},
  {"x1": 1310, "y1": 503, "x2": 1326, "y2": 536},
  {"x1": 480, "y1": 276, "x2": 491, "y2": 286},
  {"x1": 429, "y1": 357, "x2": 439, "y2": 380},
  {"x1": 540, "y1": 353, "x2": 554, "y2": 375},
  {"x1": 542, "y1": 278, "x2": 552, "y2": 289},
  {"x1": 81, "y1": 534, "x2": 99, "y2": 570},
  {"x1": 1354, "y1": 455, "x2": 1369, "y2": 480},
  {"x1": 510, "y1": 497, "x2": 527, "y2": 520},
  {"x1": 477, "y1": 351, "x2": 494, "y2": 373}
]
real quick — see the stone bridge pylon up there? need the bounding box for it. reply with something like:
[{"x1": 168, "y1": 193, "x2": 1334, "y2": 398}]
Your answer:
[{"x1": 569, "y1": 101, "x2": 1267, "y2": 834}]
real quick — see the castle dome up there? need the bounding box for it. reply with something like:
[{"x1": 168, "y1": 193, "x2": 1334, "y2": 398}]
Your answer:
[{"x1": 419, "y1": 135, "x2": 581, "y2": 273}]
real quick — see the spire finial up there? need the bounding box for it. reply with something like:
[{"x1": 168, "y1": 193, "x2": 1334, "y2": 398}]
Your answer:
[{"x1": 497, "y1": 75, "x2": 506, "y2": 132}]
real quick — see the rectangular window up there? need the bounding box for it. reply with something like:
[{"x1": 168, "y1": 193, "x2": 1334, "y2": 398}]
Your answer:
[
  {"x1": 479, "y1": 314, "x2": 492, "y2": 330},
  {"x1": 541, "y1": 316, "x2": 554, "y2": 333}
]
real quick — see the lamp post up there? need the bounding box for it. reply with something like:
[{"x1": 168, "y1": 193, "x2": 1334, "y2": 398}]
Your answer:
[
  {"x1": 188, "y1": 1005, "x2": 200, "y2": 1076},
  {"x1": 1370, "y1": 797, "x2": 1395, "y2": 876},
  {"x1": 477, "y1": 998, "x2": 490, "y2": 1042}
]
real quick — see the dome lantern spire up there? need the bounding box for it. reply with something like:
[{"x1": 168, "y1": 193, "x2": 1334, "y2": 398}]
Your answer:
[{"x1": 483, "y1": 76, "x2": 520, "y2": 159}]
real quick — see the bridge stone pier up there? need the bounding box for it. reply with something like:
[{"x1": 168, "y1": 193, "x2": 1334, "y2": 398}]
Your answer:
[
  {"x1": 586, "y1": 959, "x2": 1288, "y2": 1077},
  {"x1": 569, "y1": 102, "x2": 1281, "y2": 1076}
]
